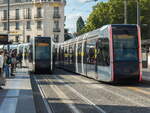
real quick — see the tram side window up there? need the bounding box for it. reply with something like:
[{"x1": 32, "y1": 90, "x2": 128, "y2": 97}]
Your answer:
[
  {"x1": 64, "y1": 48, "x2": 67, "y2": 64},
  {"x1": 83, "y1": 41, "x2": 87, "y2": 64},
  {"x1": 59, "y1": 47, "x2": 61, "y2": 62},
  {"x1": 97, "y1": 38, "x2": 110, "y2": 66},
  {"x1": 77, "y1": 43, "x2": 82, "y2": 63},
  {"x1": 67, "y1": 47, "x2": 69, "y2": 64},
  {"x1": 86, "y1": 39, "x2": 97, "y2": 64},
  {"x1": 61, "y1": 47, "x2": 64, "y2": 63},
  {"x1": 69, "y1": 45, "x2": 74, "y2": 65}
]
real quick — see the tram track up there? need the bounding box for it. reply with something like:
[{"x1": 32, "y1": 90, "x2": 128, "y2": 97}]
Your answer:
[
  {"x1": 34, "y1": 75, "x2": 82, "y2": 113},
  {"x1": 34, "y1": 74, "x2": 108, "y2": 113},
  {"x1": 54, "y1": 69, "x2": 150, "y2": 111},
  {"x1": 32, "y1": 69, "x2": 150, "y2": 113},
  {"x1": 52, "y1": 75, "x2": 107, "y2": 113},
  {"x1": 44, "y1": 77, "x2": 82, "y2": 113},
  {"x1": 34, "y1": 76, "x2": 55, "y2": 113}
]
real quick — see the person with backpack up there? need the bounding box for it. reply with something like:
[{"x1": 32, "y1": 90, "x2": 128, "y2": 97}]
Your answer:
[{"x1": 4, "y1": 52, "x2": 11, "y2": 78}]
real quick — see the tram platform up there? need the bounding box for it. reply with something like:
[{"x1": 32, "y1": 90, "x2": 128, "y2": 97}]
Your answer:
[
  {"x1": 0, "y1": 68, "x2": 36, "y2": 113},
  {"x1": 143, "y1": 66, "x2": 150, "y2": 81}
]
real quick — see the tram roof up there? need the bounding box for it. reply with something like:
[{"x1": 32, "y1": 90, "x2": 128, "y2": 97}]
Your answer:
[{"x1": 61, "y1": 24, "x2": 137, "y2": 45}]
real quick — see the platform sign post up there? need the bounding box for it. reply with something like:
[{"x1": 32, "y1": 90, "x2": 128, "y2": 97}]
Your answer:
[{"x1": 7, "y1": 0, "x2": 10, "y2": 50}]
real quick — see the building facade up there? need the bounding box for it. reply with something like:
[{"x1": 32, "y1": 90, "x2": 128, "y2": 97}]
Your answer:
[{"x1": 0, "y1": 0, "x2": 66, "y2": 43}]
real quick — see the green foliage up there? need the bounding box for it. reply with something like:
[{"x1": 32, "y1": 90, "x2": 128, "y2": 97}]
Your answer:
[{"x1": 80, "y1": 0, "x2": 150, "y2": 39}]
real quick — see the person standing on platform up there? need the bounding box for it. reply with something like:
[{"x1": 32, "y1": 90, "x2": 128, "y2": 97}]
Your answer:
[
  {"x1": 4, "y1": 52, "x2": 11, "y2": 78},
  {"x1": 0, "y1": 50, "x2": 5, "y2": 88}
]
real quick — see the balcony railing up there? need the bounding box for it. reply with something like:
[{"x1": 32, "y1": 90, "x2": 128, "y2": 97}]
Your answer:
[
  {"x1": 53, "y1": 28, "x2": 61, "y2": 32},
  {"x1": 1, "y1": 17, "x2": 21, "y2": 22},
  {"x1": 15, "y1": 16, "x2": 20, "y2": 20},
  {"x1": 53, "y1": 14, "x2": 61, "y2": 19},
  {"x1": 34, "y1": 15, "x2": 42, "y2": 18},
  {"x1": 0, "y1": 0, "x2": 66, "y2": 6},
  {"x1": 1, "y1": 17, "x2": 7, "y2": 21},
  {"x1": 34, "y1": 15, "x2": 43, "y2": 20},
  {"x1": 24, "y1": 16, "x2": 32, "y2": 19},
  {"x1": 53, "y1": 0, "x2": 61, "y2": 2}
]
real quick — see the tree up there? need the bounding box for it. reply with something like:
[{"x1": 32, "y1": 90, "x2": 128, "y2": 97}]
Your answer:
[
  {"x1": 80, "y1": 0, "x2": 150, "y2": 39},
  {"x1": 76, "y1": 16, "x2": 85, "y2": 33}
]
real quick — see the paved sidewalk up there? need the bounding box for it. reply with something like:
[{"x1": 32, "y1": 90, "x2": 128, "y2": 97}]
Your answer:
[{"x1": 0, "y1": 68, "x2": 36, "y2": 113}]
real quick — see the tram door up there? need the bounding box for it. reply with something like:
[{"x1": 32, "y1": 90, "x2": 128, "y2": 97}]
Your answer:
[
  {"x1": 96, "y1": 38, "x2": 111, "y2": 81},
  {"x1": 86, "y1": 39, "x2": 97, "y2": 79}
]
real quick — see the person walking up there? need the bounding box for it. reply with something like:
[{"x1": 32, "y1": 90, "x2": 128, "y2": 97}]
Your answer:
[
  {"x1": 17, "y1": 52, "x2": 22, "y2": 68},
  {"x1": 0, "y1": 50, "x2": 5, "y2": 89},
  {"x1": 11, "y1": 51, "x2": 17, "y2": 76}
]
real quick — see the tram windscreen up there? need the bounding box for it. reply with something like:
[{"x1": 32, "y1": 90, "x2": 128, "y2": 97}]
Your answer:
[
  {"x1": 35, "y1": 43, "x2": 50, "y2": 60},
  {"x1": 112, "y1": 26, "x2": 138, "y2": 61}
]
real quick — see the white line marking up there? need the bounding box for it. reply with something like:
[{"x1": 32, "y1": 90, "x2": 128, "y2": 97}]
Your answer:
[
  {"x1": 34, "y1": 76, "x2": 53, "y2": 113},
  {"x1": 54, "y1": 75, "x2": 106, "y2": 113},
  {"x1": 71, "y1": 75, "x2": 104, "y2": 89},
  {"x1": 47, "y1": 78, "x2": 82, "y2": 113}
]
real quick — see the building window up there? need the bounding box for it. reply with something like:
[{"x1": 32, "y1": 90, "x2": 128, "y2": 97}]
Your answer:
[
  {"x1": 54, "y1": 20, "x2": 59, "y2": 29},
  {"x1": 54, "y1": 35, "x2": 59, "y2": 42},
  {"x1": 16, "y1": 9, "x2": 20, "y2": 20},
  {"x1": 27, "y1": 21, "x2": 31, "y2": 29},
  {"x1": 16, "y1": 22, "x2": 20, "y2": 30},
  {"x1": 3, "y1": 0, "x2": 8, "y2": 4},
  {"x1": 3, "y1": 22, "x2": 7, "y2": 31},
  {"x1": 15, "y1": 0, "x2": 21, "y2": 2},
  {"x1": 3, "y1": 10, "x2": 7, "y2": 20},
  {"x1": 27, "y1": 35, "x2": 30, "y2": 42},
  {"x1": 53, "y1": 7, "x2": 60, "y2": 18},
  {"x1": 37, "y1": 7, "x2": 42, "y2": 18},
  {"x1": 54, "y1": 7, "x2": 59, "y2": 14},
  {"x1": 53, "y1": 21, "x2": 60, "y2": 32},
  {"x1": 15, "y1": 36, "x2": 19, "y2": 42},
  {"x1": 26, "y1": 0, "x2": 32, "y2": 2},
  {"x1": 25, "y1": 8, "x2": 32, "y2": 19},
  {"x1": 37, "y1": 21, "x2": 42, "y2": 29}
]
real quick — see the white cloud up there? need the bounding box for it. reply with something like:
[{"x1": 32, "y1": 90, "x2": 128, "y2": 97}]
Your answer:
[{"x1": 65, "y1": 12, "x2": 87, "y2": 33}]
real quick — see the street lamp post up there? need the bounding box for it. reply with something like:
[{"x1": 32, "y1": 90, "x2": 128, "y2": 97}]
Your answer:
[
  {"x1": 7, "y1": 0, "x2": 10, "y2": 34},
  {"x1": 124, "y1": 0, "x2": 127, "y2": 24},
  {"x1": 137, "y1": 0, "x2": 140, "y2": 26},
  {"x1": 124, "y1": 0, "x2": 141, "y2": 25},
  {"x1": 7, "y1": 0, "x2": 10, "y2": 50}
]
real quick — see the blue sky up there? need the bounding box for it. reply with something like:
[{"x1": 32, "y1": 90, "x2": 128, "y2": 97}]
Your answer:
[{"x1": 65, "y1": 0, "x2": 108, "y2": 33}]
